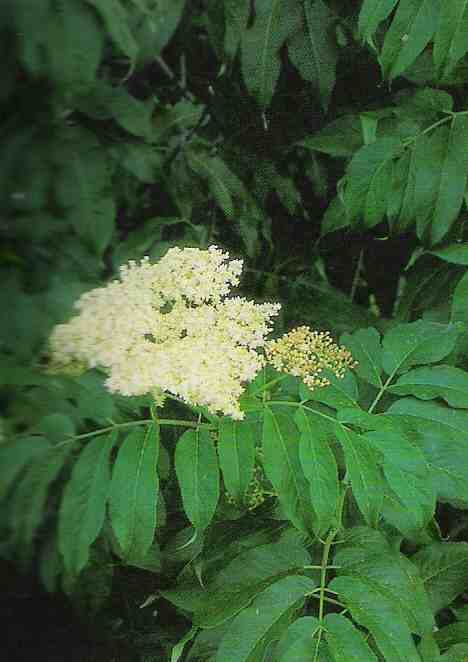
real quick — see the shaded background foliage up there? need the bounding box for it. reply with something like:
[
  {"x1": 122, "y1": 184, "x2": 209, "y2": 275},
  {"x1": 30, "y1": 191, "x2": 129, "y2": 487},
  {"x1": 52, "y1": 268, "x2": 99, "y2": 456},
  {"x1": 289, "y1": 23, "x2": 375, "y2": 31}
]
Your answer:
[{"x1": 2, "y1": 0, "x2": 468, "y2": 660}]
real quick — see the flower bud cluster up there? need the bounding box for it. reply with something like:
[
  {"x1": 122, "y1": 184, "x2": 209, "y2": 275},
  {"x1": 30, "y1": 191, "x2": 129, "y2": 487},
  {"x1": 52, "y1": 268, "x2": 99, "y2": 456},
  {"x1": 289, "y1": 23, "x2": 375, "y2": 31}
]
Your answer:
[{"x1": 264, "y1": 325, "x2": 357, "y2": 390}]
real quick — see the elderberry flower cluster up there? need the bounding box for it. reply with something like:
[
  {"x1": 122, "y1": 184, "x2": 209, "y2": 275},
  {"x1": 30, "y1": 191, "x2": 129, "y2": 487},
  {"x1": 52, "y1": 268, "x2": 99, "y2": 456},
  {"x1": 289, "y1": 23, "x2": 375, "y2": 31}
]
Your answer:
[
  {"x1": 49, "y1": 246, "x2": 280, "y2": 420},
  {"x1": 264, "y1": 326, "x2": 357, "y2": 390}
]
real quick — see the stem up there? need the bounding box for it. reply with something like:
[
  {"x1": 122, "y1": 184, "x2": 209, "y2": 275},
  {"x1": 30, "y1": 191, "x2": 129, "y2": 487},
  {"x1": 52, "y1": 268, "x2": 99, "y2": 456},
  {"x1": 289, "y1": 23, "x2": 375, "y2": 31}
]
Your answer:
[
  {"x1": 350, "y1": 248, "x2": 364, "y2": 303},
  {"x1": 402, "y1": 110, "x2": 468, "y2": 148},
  {"x1": 318, "y1": 529, "x2": 338, "y2": 623},
  {"x1": 56, "y1": 417, "x2": 217, "y2": 447},
  {"x1": 266, "y1": 400, "x2": 338, "y2": 425},
  {"x1": 312, "y1": 528, "x2": 339, "y2": 661},
  {"x1": 367, "y1": 371, "x2": 395, "y2": 414}
]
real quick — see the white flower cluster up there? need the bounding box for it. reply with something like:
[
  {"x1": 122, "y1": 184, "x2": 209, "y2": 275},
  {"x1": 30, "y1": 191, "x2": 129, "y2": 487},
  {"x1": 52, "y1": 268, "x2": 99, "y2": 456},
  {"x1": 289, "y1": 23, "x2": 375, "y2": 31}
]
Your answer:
[{"x1": 49, "y1": 246, "x2": 280, "y2": 419}]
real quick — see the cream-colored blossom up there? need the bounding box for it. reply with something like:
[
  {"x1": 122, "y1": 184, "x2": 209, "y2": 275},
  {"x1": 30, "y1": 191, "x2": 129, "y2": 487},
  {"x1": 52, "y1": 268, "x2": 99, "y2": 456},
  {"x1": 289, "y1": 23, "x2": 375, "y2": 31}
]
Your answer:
[
  {"x1": 265, "y1": 325, "x2": 357, "y2": 390},
  {"x1": 49, "y1": 245, "x2": 280, "y2": 419}
]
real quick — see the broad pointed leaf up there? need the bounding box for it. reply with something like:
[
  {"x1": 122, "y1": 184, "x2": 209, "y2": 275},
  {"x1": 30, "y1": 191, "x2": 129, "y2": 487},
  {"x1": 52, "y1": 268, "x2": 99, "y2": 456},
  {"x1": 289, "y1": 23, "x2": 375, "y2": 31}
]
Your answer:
[
  {"x1": 430, "y1": 117, "x2": 468, "y2": 244},
  {"x1": 413, "y1": 542, "x2": 468, "y2": 612},
  {"x1": 387, "y1": 398, "x2": 468, "y2": 506},
  {"x1": 389, "y1": 365, "x2": 468, "y2": 408},
  {"x1": 262, "y1": 407, "x2": 315, "y2": 534},
  {"x1": 85, "y1": 0, "x2": 138, "y2": 63},
  {"x1": 382, "y1": 320, "x2": 460, "y2": 376},
  {"x1": 217, "y1": 419, "x2": 255, "y2": 505},
  {"x1": 109, "y1": 424, "x2": 159, "y2": 559},
  {"x1": 10, "y1": 445, "x2": 75, "y2": 563},
  {"x1": 340, "y1": 327, "x2": 383, "y2": 388},
  {"x1": 0, "y1": 435, "x2": 51, "y2": 503},
  {"x1": 275, "y1": 616, "x2": 320, "y2": 661},
  {"x1": 431, "y1": 243, "x2": 468, "y2": 265},
  {"x1": 194, "y1": 535, "x2": 311, "y2": 628},
  {"x1": 216, "y1": 575, "x2": 314, "y2": 662},
  {"x1": 224, "y1": 0, "x2": 250, "y2": 61},
  {"x1": 380, "y1": 0, "x2": 440, "y2": 80},
  {"x1": 287, "y1": 0, "x2": 337, "y2": 112},
  {"x1": 175, "y1": 428, "x2": 219, "y2": 533},
  {"x1": 329, "y1": 576, "x2": 421, "y2": 662},
  {"x1": 433, "y1": 1, "x2": 468, "y2": 77},
  {"x1": 358, "y1": 0, "x2": 400, "y2": 43},
  {"x1": 335, "y1": 425, "x2": 383, "y2": 527},
  {"x1": 241, "y1": 0, "x2": 300, "y2": 107},
  {"x1": 295, "y1": 406, "x2": 339, "y2": 535},
  {"x1": 58, "y1": 432, "x2": 117, "y2": 574},
  {"x1": 298, "y1": 115, "x2": 363, "y2": 157},
  {"x1": 343, "y1": 137, "x2": 403, "y2": 226},
  {"x1": 325, "y1": 613, "x2": 378, "y2": 661}
]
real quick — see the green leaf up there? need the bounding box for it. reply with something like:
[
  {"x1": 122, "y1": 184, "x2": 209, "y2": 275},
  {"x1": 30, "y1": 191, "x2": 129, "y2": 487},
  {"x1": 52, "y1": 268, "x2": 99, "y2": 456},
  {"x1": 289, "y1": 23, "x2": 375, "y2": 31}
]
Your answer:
[
  {"x1": 174, "y1": 428, "x2": 219, "y2": 533},
  {"x1": 329, "y1": 576, "x2": 421, "y2": 662},
  {"x1": 85, "y1": 0, "x2": 138, "y2": 63},
  {"x1": 325, "y1": 613, "x2": 378, "y2": 661},
  {"x1": 45, "y1": 0, "x2": 104, "y2": 93},
  {"x1": 215, "y1": 575, "x2": 314, "y2": 661},
  {"x1": 436, "y1": 621, "x2": 468, "y2": 651},
  {"x1": 241, "y1": 0, "x2": 300, "y2": 107},
  {"x1": 0, "y1": 436, "x2": 51, "y2": 503},
  {"x1": 380, "y1": 0, "x2": 440, "y2": 80},
  {"x1": 218, "y1": 419, "x2": 255, "y2": 505},
  {"x1": 298, "y1": 115, "x2": 362, "y2": 157},
  {"x1": 295, "y1": 407, "x2": 339, "y2": 535},
  {"x1": 34, "y1": 413, "x2": 76, "y2": 444},
  {"x1": 419, "y1": 633, "x2": 442, "y2": 662},
  {"x1": 340, "y1": 328, "x2": 383, "y2": 388},
  {"x1": 262, "y1": 408, "x2": 315, "y2": 534},
  {"x1": 224, "y1": 0, "x2": 250, "y2": 61},
  {"x1": 10, "y1": 445, "x2": 75, "y2": 563},
  {"x1": 39, "y1": 533, "x2": 63, "y2": 594},
  {"x1": 335, "y1": 426, "x2": 383, "y2": 527},
  {"x1": 443, "y1": 643, "x2": 468, "y2": 661},
  {"x1": 365, "y1": 429, "x2": 435, "y2": 532},
  {"x1": 194, "y1": 535, "x2": 311, "y2": 628},
  {"x1": 275, "y1": 616, "x2": 320, "y2": 661},
  {"x1": 301, "y1": 371, "x2": 359, "y2": 410},
  {"x1": 358, "y1": 0, "x2": 400, "y2": 43},
  {"x1": 187, "y1": 152, "x2": 244, "y2": 218},
  {"x1": 413, "y1": 542, "x2": 468, "y2": 612},
  {"x1": 321, "y1": 195, "x2": 351, "y2": 236},
  {"x1": 104, "y1": 85, "x2": 155, "y2": 139},
  {"x1": 343, "y1": 137, "x2": 403, "y2": 226},
  {"x1": 387, "y1": 398, "x2": 468, "y2": 506},
  {"x1": 287, "y1": 0, "x2": 338, "y2": 112},
  {"x1": 381, "y1": 320, "x2": 460, "y2": 376},
  {"x1": 428, "y1": 117, "x2": 468, "y2": 245},
  {"x1": 58, "y1": 432, "x2": 117, "y2": 574},
  {"x1": 431, "y1": 243, "x2": 468, "y2": 265},
  {"x1": 335, "y1": 527, "x2": 434, "y2": 635},
  {"x1": 135, "y1": 0, "x2": 186, "y2": 60},
  {"x1": 433, "y1": 1, "x2": 468, "y2": 77},
  {"x1": 389, "y1": 365, "x2": 468, "y2": 408},
  {"x1": 109, "y1": 424, "x2": 159, "y2": 559},
  {"x1": 394, "y1": 87, "x2": 454, "y2": 120},
  {"x1": 55, "y1": 131, "x2": 115, "y2": 255},
  {"x1": 452, "y1": 271, "x2": 468, "y2": 325}
]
